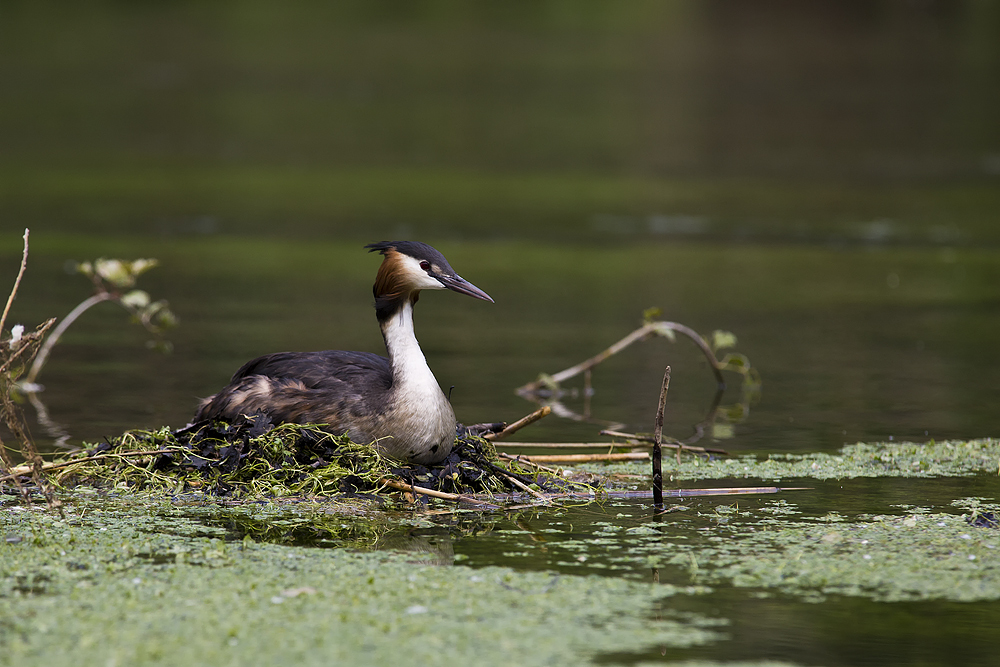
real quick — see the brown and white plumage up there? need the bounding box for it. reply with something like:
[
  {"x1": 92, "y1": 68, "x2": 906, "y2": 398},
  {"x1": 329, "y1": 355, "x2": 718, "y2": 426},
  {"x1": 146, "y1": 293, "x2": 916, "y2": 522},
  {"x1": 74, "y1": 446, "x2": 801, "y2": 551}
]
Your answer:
[{"x1": 195, "y1": 241, "x2": 493, "y2": 464}]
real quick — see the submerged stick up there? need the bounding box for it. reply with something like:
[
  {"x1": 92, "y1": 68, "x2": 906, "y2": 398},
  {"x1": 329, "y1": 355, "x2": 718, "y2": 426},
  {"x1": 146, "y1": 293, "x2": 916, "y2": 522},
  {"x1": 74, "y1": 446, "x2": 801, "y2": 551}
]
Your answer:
[
  {"x1": 499, "y1": 472, "x2": 549, "y2": 501},
  {"x1": 580, "y1": 486, "x2": 806, "y2": 500},
  {"x1": 652, "y1": 366, "x2": 671, "y2": 510},
  {"x1": 379, "y1": 478, "x2": 498, "y2": 508},
  {"x1": 484, "y1": 406, "x2": 551, "y2": 441},
  {"x1": 466, "y1": 485, "x2": 808, "y2": 504},
  {"x1": 502, "y1": 452, "x2": 649, "y2": 463}
]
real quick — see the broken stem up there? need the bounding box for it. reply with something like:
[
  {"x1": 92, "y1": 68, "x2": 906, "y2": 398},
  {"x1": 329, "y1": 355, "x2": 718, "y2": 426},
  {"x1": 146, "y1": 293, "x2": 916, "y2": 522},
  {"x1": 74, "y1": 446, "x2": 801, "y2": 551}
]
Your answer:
[
  {"x1": 0, "y1": 448, "x2": 178, "y2": 484},
  {"x1": 378, "y1": 478, "x2": 496, "y2": 507},
  {"x1": 25, "y1": 291, "x2": 116, "y2": 386},
  {"x1": 0, "y1": 229, "x2": 29, "y2": 338},
  {"x1": 517, "y1": 321, "x2": 725, "y2": 395},
  {"x1": 497, "y1": 452, "x2": 563, "y2": 475},
  {"x1": 499, "y1": 472, "x2": 549, "y2": 501},
  {"x1": 502, "y1": 452, "x2": 649, "y2": 463},
  {"x1": 484, "y1": 406, "x2": 551, "y2": 441},
  {"x1": 652, "y1": 365, "x2": 671, "y2": 510}
]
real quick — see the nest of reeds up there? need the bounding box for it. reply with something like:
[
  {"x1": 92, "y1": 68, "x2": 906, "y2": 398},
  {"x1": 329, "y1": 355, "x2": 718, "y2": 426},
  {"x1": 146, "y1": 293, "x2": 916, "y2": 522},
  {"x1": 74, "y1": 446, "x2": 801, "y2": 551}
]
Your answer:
[{"x1": 29, "y1": 414, "x2": 583, "y2": 502}]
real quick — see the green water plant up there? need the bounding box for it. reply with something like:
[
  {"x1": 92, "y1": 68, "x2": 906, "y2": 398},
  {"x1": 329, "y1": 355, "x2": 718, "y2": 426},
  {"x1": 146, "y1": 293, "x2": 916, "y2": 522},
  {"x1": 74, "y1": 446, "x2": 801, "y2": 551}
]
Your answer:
[
  {"x1": 0, "y1": 413, "x2": 594, "y2": 506},
  {"x1": 20, "y1": 256, "x2": 177, "y2": 391}
]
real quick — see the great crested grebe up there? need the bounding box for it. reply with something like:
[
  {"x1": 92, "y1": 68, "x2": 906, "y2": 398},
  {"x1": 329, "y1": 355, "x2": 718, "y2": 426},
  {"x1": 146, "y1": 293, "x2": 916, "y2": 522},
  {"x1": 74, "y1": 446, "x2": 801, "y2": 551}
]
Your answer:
[{"x1": 194, "y1": 241, "x2": 493, "y2": 465}]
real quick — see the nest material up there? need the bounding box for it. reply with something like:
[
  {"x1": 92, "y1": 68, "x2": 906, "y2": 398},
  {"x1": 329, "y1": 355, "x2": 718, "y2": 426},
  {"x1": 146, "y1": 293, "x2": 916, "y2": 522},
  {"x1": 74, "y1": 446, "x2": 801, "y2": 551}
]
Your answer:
[{"x1": 38, "y1": 415, "x2": 580, "y2": 501}]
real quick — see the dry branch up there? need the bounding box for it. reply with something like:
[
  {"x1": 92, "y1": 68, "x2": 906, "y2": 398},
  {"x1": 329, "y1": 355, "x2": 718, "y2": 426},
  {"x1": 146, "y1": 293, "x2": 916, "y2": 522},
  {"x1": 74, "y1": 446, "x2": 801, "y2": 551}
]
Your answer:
[
  {"x1": 598, "y1": 430, "x2": 729, "y2": 455},
  {"x1": 501, "y1": 452, "x2": 649, "y2": 464},
  {"x1": 517, "y1": 320, "x2": 725, "y2": 395},
  {"x1": 484, "y1": 406, "x2": 551, "y2": 441},
  {"x1": 378, "y1": 478, "x2": 498, "y2": 507},
  {"x1": 0, "y1": 448, "x2": 178, "y2": 484},
  {"x1": 497, "y1": 453, "x2": 563, "y2": 475},
  {"x1": 652, "y1": 365, "x2": 671, "y2": 508},
  {"x1": 0, "y1": 229, "x2": 29, "y2": 337}
]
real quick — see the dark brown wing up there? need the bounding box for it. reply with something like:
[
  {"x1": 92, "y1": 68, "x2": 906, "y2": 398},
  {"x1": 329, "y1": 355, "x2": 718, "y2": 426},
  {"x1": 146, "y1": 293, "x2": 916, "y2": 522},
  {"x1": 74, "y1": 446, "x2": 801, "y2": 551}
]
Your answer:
[{"x1": 195, "y1": 351, "x2": 393, "y2": 431}]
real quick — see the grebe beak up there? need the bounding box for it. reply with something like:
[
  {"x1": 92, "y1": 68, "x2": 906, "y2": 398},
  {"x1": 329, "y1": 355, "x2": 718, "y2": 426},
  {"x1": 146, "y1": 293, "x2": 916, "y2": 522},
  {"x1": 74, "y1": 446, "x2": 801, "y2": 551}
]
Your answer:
[{"x1": 437, "y1": 274, "x2": 494, "y2": 303}]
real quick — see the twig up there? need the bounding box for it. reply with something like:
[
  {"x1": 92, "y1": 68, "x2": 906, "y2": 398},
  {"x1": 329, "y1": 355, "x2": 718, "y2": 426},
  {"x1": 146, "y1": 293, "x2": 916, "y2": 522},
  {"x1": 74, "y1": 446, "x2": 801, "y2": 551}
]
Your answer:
[
  {"x1": 501, "y1": 452, "x2": 649, "y2": 463},
  {"x1": 0, "y1": 448, "x2": 178, "y2": 484},
  {"x1": 517, "y1": 320, "x2": 725, "y2": 395},
  {"x1": 652, "y1": 366, "x2": 670, "y2": 509},
  {"x1": 24, "y1": 292, "x2": 116, "y2": 386},
  {"x1": 498, "y1": 452, "x2": 563, "y2": 475},
  {"x1": 499, "y1": 472, "x2": 549, "y2": 501},
  {"x1": 565, "y1": 486, "x2": 808, "y2": 500},
  {"x1": 599, "y1": 430, "x2": 729, "y2": 456},
  {"x1": 462, "y1": 485, "x2": 808, "y2": 504},
  {"x1": 498, "y1": 440, "x2": 727, "y2": 457},
  {"x1": 497, "y1": 441, "x2": 646, "y2": 449},
  {"x1": 378, "y1": 478, "x2": 497, "y2": 507},
  {"x1": 484, "y1": 406, "x2": 551, "y2": 441},
  {"x1": 0, "y1": 229, "x2": 29, "y2": 338}
]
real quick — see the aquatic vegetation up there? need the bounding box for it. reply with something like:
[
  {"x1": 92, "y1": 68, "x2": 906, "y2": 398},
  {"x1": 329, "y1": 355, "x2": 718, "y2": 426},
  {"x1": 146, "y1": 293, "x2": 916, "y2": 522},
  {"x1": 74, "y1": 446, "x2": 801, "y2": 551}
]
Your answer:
[
  {"x1": 2, "y1": 416, "x2": 591, "y2": 504},
  {"x1": 0, "y1": 495, "x2": 721, "y2": 666},
  {"x1": 583, "y1": 438, "x2": 1000, "y2": 482},
  {"x1": 652, "y1": 501, "x2": 1000, "y2": 603}
]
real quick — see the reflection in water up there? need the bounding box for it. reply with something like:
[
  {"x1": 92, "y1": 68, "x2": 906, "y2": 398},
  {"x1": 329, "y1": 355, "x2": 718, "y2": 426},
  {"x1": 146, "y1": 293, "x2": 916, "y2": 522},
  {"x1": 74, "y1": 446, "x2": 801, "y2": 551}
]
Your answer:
[{"x1": 376, "y1": 528, "x2": 456, "y2": 567}]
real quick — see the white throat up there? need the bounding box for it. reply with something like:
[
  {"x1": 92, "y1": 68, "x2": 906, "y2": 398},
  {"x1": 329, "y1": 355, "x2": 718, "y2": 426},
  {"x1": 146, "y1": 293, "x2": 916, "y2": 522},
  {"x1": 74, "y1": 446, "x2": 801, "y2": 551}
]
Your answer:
[
  {"x1": 379, "y1": 299, "x2": 456, "y2": 461},
  {"x1": 383, "y1": 300, "x2": 435, "y2": 385}
]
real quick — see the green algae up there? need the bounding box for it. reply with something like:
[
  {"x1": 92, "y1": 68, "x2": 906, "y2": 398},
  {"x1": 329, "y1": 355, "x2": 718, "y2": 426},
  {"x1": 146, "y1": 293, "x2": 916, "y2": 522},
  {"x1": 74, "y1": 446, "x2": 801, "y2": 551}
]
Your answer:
[
  {"x1": 650, "y1": 501, "x2": 1000, "y2": 603},
  {"x1": 0, "y1": 496, "x2": 720, "y2": 667},
  {"x1": 453, "y1": 493, "x2": 1000, "y2": 605},
  {"x1": 583, "y1": 438, "x2": 1000, "y2": 482},
  {"x1": 2, "y1": 439, "x2": 999, "y2": 665}
]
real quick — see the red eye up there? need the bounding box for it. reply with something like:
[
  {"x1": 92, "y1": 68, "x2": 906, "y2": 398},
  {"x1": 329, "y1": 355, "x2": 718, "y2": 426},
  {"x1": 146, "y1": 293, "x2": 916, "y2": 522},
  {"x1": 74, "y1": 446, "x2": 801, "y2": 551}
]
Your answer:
[{"x1": 419, "y1": 260, "x2": 431, "y2": 271}]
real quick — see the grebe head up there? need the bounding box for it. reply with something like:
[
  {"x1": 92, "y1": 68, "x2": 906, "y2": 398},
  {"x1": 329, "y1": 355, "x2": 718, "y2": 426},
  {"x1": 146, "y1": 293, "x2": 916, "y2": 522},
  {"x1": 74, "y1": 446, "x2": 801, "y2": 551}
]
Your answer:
[{"x1": 365, "y1": 241, "x2": 493, "y2": 318}]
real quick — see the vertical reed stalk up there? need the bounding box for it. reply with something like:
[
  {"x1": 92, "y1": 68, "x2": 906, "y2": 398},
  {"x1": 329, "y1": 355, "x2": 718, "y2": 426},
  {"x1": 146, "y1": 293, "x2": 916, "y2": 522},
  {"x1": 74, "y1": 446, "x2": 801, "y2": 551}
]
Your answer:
[{"x1": 652, "y1": 365, "x2": 671, "y2": 510}]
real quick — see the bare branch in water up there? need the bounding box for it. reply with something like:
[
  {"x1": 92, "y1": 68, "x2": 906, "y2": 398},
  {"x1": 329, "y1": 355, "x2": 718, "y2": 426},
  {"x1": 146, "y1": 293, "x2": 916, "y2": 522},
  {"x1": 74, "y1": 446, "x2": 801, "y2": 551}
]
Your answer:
[
  {"x1": 0, "y1": 229, "x2": 29, "y2": 337},
  {"x1": 517, "y1": 320, "x2": 726, "y2": 395},
  {"x1": 500, "y1": 452, "x2": 650, "y2": 464},
  {"x1": 598, "y1": 430, "x2": 729, "y2": 455},
  {"x1": 652, "y1": 365, "x2": 671, "y2": 509},
  {"x1": 484, "y1": 406, "x2": 551, "y2": 441}
]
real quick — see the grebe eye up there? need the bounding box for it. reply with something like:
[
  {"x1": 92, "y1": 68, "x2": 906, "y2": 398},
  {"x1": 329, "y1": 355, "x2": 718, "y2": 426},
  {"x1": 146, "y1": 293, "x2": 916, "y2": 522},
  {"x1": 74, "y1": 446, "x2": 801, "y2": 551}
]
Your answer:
[{"x1": 419, "y1": 260, "x2": 431, "y2": 271}]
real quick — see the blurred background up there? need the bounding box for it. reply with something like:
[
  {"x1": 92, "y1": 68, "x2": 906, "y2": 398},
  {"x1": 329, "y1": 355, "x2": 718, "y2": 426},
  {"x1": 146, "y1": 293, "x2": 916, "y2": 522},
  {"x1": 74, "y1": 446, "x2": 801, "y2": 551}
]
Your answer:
[{"x1": 2, "y1": 0, "x2": 998, "y2": 454}]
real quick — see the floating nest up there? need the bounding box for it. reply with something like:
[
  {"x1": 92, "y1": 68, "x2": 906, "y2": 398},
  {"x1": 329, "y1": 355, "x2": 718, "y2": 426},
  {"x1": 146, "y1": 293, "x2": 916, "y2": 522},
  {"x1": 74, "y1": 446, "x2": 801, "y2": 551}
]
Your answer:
[{"x1": 19, "y1": 414, "x2": 587, "y2": 503}]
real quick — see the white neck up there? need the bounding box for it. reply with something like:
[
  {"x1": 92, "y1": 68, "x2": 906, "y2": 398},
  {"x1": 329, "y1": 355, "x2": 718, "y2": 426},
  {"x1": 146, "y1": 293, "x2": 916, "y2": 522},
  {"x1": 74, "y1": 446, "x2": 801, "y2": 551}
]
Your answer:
[
  {"x1": 381, "y1": 300, "x2": 447, "y2": 402},
  {"x1": 377, "y1": 299, "x2": 456, "y2": 462}
]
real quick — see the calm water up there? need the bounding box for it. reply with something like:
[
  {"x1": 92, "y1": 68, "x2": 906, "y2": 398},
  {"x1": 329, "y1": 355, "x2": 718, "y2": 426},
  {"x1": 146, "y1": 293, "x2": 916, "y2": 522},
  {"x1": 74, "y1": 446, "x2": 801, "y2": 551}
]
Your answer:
[
  {"x1": 4, "y1": 238, "x2": 998, "y2": 458},
  {"x1": 2, "y1": 2, "x2": 999, "y2": 665}
]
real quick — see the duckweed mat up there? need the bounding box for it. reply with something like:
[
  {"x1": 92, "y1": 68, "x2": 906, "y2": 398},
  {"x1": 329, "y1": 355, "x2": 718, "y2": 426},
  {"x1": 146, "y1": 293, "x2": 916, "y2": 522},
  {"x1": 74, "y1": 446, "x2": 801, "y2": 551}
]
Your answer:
[
  {"x1": 583, "y1": 438, "x2": 1000, "y2": 482},
  {"x1": 0, "y1": 495, "x2": 721, "y2": 667},
  {"x1": 2, "y1": 438, "x2": 998, "y2": 666}
]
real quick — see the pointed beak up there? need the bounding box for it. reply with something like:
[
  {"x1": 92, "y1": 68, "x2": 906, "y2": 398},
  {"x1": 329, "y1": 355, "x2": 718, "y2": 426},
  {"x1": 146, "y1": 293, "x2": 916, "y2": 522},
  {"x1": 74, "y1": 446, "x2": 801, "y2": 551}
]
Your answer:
[{"x1": 437, "y1": 274, "x2": 494, "y2": 303}]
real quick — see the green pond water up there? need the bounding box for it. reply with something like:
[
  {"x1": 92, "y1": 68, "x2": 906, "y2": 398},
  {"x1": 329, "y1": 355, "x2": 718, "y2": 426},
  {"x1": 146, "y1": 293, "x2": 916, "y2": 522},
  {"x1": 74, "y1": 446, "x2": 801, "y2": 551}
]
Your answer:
[{"x1": 3, "y1": 2, "x2": 1000, "y2": 665}]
